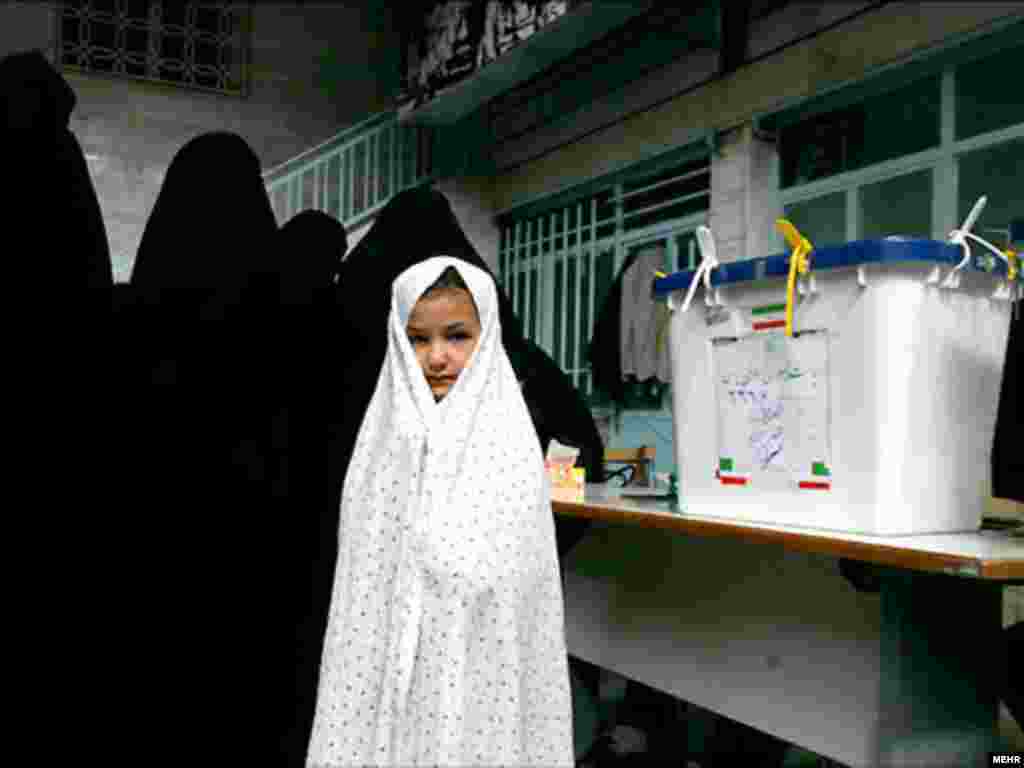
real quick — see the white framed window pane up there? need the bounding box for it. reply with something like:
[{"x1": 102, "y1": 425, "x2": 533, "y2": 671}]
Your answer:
[
  {"x1": 957, "y1": 139, "x2": 1024, "y2": 238},
  {"x1": 780, "y1": 76, "x2": 940, "y2": 189},
  {"x1": 783, "y1": 192, "x2": 846, "y2": 249},
  {"x1": 567, "y1": 254, "x2": 578, "y2": 371},
  {"x1": 593, "y1": 247, "x2": 617, "y2": 322},
  {"x1": 675, "y1": 231, "x2": 698, "y2": 271},
  {"x1": 552, "y1": 259, "x2": 564, "y2": 367},
  {"x1": 579, "y1": 248, "x2": 592, "y2": 395},
  {"x1": 859, "y1": 169, "x2": 933, "y2": 240},
  {"x1": 955, "y1": 45, "x2": 1024, "y2": 141}
]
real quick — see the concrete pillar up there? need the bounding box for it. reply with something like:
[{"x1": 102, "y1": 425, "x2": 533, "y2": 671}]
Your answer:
[{"x1": 709, "y1": 123, "x2": 783, "y2": 265}]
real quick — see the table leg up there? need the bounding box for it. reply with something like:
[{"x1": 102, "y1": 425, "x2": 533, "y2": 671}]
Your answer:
[{"x1": 877, "y1": 568, "x2": 1007, "y2": 767}]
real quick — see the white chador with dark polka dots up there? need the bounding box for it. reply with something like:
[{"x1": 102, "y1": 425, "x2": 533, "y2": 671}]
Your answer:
[{"x1": 307, "y1": 257, "x2": 574, "y2": 767}]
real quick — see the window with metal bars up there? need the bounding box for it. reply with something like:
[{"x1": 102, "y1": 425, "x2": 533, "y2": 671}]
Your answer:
[
  {"x1": 56, "y1": 1, "x2": 248, "y2": 96},
  {"x1": 499, "y1": 155, "x2": 710, "y2": 403}
]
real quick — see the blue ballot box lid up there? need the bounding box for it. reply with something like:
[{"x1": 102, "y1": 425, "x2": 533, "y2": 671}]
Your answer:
[{"x1": 652, "y1": 237, "x2": 1015, "y2": 298}]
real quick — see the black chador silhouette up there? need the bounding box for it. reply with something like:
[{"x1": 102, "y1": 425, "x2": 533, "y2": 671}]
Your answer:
[
  {"x1": 273, "y1": 209, "x2": 350, "y2": 767},
  {"x1": 125, "y1": 131, "x2": 292, "y2": 763}
]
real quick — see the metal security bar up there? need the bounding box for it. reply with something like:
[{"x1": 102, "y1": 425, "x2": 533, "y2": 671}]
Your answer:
[
  {"x1": 500, "y1": 158, "x2": 710, "y2": 397},
  {"x1": 263, "y1": 110, "x2": 435, "y2": 231},
  {"x1": 56, "y1": 0, "x2": 249, "y2": 96}
]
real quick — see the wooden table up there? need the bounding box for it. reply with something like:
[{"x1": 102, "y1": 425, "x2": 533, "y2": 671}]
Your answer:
[{"x1": 554, "y1": 486, "x2": 1024, "y2": 767}]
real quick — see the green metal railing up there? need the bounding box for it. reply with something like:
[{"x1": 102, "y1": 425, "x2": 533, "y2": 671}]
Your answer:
[{"x1": 263, "y1": 110, "x2": 435, "y2": 231}]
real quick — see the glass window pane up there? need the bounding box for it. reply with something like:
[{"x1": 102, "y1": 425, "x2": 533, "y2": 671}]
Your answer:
[
  {"x1": 580, "y1": 249, "x2": 591, "y2": 374},
  {"x1": 366, "y1": 135, "x2": 377, "y2": 207},
  {"x1": 625, "y1": 194, "x2": 709, "y2": 233},
  {"x1": 327, "y1": 153, "x2": 342, "y2": 219},
  {"x1": 378, "y1": 127, "x2": 392, "y2": 201},
  {"x1": 857, "y1": 76, "x2": 940, "y2": 169},
  {"x1": 956, "y1": 45, "x2": 1024, "y2": 141},
  {"x1": 553, "y1": 261, "x2": 564, "y2": 368},
  {"x1": 676, "y1": 231, "x2": 698, "y2": 271},
  {"x1": 529, "y1": 268, "x2": 539, "y2": 342},
  {"x1": 341, "y1": 149, "x2": 351, "y2": 219},
  {"x1": 353, "y1": 142, "x2": 366, "y2": 214},
  {"x1": 594, "y1": 248, "x2": 616, "y2": 317},
  {"x1": 567, "y1": 255, "x2": 577, "y2": 371},
  {"x1": 782, "y1": 192, "x2": 846, "y2": 249},
  {"x1": 859, "y1": 169, "x2": 933, "y2": 240},
  {"x1": 517, "y1": 271, "x2": 526, "y2": 331},
  {"x1": 781, "y1": 76, "x2": 940, "y2": 188},
  {"x1": 957, "y1": 139, "x2": 1024, "y2": 241},
  {"x1": 581, "y1": 200, "x2": 593, "y2": 227},
  {"x1": 302, "y1": 169, "x2": 316, "y2": 211}
]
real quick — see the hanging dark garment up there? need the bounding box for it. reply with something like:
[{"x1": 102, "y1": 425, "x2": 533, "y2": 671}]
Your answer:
[
  {"x1": 272, "y1": 209, "x2": 349, "y2": 768},
  {"x1": 587, "y1": 246, "x2": 648, "y2": 406},
  {"x1": 993, "y1": 307, "x2": 1022, "y2": 503},
  {"x1": 2, "y1": 48, "x2": 120, "y2": 756},
  {"x1": 124, "y1": 131, "x2": 290, "y2": 763}
]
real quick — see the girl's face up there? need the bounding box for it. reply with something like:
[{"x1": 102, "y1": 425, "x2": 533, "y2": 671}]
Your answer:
[{"x1": 405, "y1": 287, "x2": 481, "y2": 402}]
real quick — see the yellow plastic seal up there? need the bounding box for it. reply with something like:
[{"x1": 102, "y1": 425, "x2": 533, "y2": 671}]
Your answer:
[{"x1": 775, "y1": 219, "x2": 813, "y2": 337}]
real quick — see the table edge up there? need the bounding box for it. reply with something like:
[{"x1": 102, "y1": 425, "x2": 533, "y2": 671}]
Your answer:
[{"x1": 552, "y1": 499, "x2": 1024, "y2": 581}]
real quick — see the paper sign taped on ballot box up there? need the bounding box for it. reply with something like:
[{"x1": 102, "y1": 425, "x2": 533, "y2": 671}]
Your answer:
[{"x1": 711, "y1": 331, "x2": 832, "y2": 488}]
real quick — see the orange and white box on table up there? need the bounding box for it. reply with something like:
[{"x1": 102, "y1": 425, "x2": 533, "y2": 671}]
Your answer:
[{"x1": 546, "y1": 439, "x2": 585, "y2": 502}]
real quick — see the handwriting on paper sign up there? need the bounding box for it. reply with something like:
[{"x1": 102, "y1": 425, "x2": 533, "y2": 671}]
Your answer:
[
  {"x1": 713, "y1": 332, "x2": 830, "y2": 479},
  {"x1": 752, "y1": 428, "x2": 785, "y2": 468},
  {"x1": 722, "y1": 374, "x2": 788, "y2": 469},
  {"x1": 724, "y1": 377, "x2": 782, "y2": 421}
]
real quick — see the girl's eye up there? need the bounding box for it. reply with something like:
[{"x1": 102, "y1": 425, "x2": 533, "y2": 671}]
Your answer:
[
  {"x1": 408, "y1": 336, "x2": 427, "y2": 345},
  {"x1": 448, "y1": 332, "x2": 470, "y2": 342}
]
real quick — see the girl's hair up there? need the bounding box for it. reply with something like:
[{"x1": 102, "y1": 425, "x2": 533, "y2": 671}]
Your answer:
[
  {"x1": 422, "y1": 264, "x2": 479, "y2": 318},
  {"x1": 425, "y1": 265, "x2": 469, "y2": 294}
]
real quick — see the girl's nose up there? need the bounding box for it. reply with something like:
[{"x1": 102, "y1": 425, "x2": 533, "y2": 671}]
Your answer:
[{"x1": 428, "y1": 340, "x2": 447, "y2": 368}]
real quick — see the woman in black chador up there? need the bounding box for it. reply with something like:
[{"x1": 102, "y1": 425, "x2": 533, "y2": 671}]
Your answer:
[
  {"x1": 2, "y1": 48, "x2": 119, "y2": 756},
  {"x1": 272, "y1": 209, "x2": 350, "y2": 767},
  {"x1": 993, "y1": 302, "x2": 1022, "y2": 732},
  {"x1": 124, "y1": 131, "x2": 294, "y2": 763}
]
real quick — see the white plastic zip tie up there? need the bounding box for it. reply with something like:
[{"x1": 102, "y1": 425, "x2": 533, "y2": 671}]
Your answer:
[{"x1": 680, "y1": 225, "x2": 719, "y2": 313}]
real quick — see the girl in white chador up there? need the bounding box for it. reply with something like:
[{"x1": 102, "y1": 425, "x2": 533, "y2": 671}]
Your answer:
[{"x1": 306, "y1": 257, "x2": 574, "y2": 767}]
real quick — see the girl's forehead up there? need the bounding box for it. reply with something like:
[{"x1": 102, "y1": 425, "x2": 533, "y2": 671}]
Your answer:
[{"x1": 408, "y1": 288, "x2": 479, "y2": 324}]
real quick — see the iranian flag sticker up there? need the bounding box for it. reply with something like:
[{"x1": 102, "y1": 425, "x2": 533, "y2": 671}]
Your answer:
[
  {"x1": 799, "y1": 461, "x2": 832, "y2": 490},
  {"x1": 751, "y1": 303, "x2": 787, "y2": 332},
  {"x1": 717, "y1": 457, "x2": 749, "y2": 486}
]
